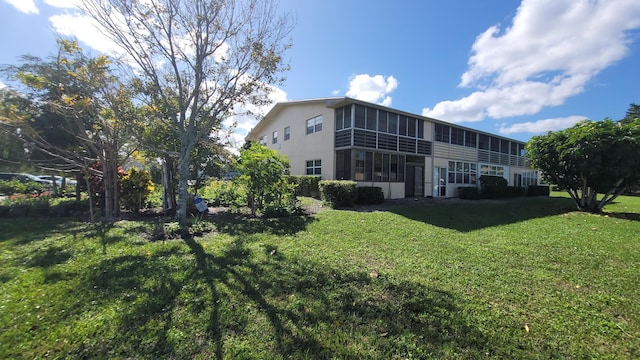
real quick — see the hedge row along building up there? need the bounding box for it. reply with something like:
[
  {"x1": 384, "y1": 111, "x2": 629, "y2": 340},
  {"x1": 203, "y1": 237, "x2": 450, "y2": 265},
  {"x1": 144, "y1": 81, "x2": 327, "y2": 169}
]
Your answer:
[{"x1": 247, "y1": 97, "x2": 539, "y2": 199}]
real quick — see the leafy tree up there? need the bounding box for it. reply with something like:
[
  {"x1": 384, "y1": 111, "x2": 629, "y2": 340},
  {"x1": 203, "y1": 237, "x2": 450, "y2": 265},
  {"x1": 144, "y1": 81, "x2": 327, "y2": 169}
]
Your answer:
[
  {"x1": 237, "y1": 142, "x2": 295, "y2": 216},
  {"x1": 526, "y1": 119, "x2": 640, "y2": 213},
  {"x1": 621, "y1": 103, "x2": 640, "y2": 125},
  {"x1": 78, "y1": 0, "x2": 293, "y2": 225},
  {"x1": 1, "y1": 39, "x2": 134, "y2": 220}
]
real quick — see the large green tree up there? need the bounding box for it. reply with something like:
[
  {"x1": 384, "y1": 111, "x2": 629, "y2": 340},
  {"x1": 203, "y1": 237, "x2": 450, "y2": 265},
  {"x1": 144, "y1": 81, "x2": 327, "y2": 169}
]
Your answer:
[
  {"x1": 79, "y1": 0, "x2": 293, "y2": 225},
  {"x1": 526, "y1": 118, "x2": 640, "y2": 213},
  {"x1": 1, "y1": 40, "x2": 134, "y2": 220}
]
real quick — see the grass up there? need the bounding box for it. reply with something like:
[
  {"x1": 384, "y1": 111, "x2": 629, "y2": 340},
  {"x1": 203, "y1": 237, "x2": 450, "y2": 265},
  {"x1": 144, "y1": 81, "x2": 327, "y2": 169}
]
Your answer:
[{"x1": 1, "y1": 192, "x2": 639, "y2": 359}]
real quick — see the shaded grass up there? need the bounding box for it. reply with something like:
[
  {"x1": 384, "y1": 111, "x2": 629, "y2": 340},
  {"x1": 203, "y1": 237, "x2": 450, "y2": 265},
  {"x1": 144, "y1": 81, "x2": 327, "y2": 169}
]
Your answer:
[{"x1": 1, "y1": 193, "x2": 639, "y2": 358}]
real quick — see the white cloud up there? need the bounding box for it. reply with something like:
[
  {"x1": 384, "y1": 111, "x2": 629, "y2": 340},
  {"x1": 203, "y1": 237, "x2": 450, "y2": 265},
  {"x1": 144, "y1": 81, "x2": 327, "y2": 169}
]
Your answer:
[
  {"x1": 222, "y1": 85, "x2": 288, "y2": 152},
  {"x1": 424, "y1": 0, "x2": 640, "y2": 122},
  {"x1": 346, "y1": 74, "x2": 398, "y2": 107},
  {"x1": 0, "y1": 82, "x2": 6, "y2": 89},
  {"x1": 44, "y1": 0, "x2": 79, "y2": 9},
  {"x1": 3, "y1": 0, "x2": 38, "y2": 14},
  {"x1": 499, "y1": 115, "x2": 586, "y2": 135},
  {"x1": 49, "y1": 13, "x2": 122, "y2": 56}
]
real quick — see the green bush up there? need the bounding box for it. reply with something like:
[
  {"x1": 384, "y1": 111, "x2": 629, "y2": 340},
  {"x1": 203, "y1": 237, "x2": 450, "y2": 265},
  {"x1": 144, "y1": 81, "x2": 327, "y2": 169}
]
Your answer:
[
  {"x1": 319, "y1": 180, "x2": 357, "y2": 208},
  {"x1": 288, "y1": 175, "x2": 321, "y2": 198},
  {"x1": 0, "y1": 179, "x2": 48, "y2": 195},
  {"x1": 527, "y1": 185, "x2": 550, "y2": 197},
  {"x1": 480, "y1": 175, "x2": 508, "y2": 199},
  {"x1": 355, "y1": 186, "x2": 384, "y2": 205},
  {"x1": 200, "y1": 180, "x2": 247, "y2": 207},
  {"x1": 505, "y1": 186, "x2": 526, "y2": 198},
  {"x1": 120, "y1": 168, "x2": 154, "y2": 213},
  {"x1": 458, "y1": 186, "x2": 480, "y2": 200}
]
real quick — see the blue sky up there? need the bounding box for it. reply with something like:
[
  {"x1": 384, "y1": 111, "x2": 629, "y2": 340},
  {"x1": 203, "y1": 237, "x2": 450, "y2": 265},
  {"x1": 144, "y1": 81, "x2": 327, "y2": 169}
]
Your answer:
[{"x1": 2, "y1": 0, "x2": 640, "y2": 146}]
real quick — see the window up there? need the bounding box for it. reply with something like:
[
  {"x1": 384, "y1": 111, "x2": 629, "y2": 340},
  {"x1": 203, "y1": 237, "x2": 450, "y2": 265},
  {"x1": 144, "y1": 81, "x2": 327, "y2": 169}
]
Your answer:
[
  {"x1": 354, "y1": 105, "x2": 366, "y2": 128},
  {"x1": 450, "y1": 127, "x2": 464, "y2": 146},
  {"x1": 272, "y1": 131, "x2": 278, "y2": 144},
  {"x1": 335, "y1": 150, "x2": 351, "y2": 180},
  {"x1": 355, "y1": 150, "x2": 366, "y2": 180},
  {"x1": 478, "y1": 134, "x2": 490, "y2": 150},
  {"x1": 335, "y1": 105, "x2": 352, "y2": 130},
  {"x1": 353, "y1": 150, "x2": 404, "y2": 182},
  {"x1": 306, "y1": 159, "x2": 322, "y2": 175},
  {"x1": 388, "y1": 113, "x2": 398, "y2": 134},
  {"x1": 465, "y1": 131, "x2": 477, "y2": 148},
  {"x1": 522, "y1": 170, "x2": 538, "y2": 187},
  {"x1": 306, "y1": 115, "x2": 323, "y2": 134},
  {"x1": 510, "y1": 141, "x2": 519, "y2": 155},
  {"x1": 500, "y1": 139, "x2": 510, "y2": 154},
  {"x1": 399, "y1": 115, "x2": 408, "y2": 136},
  {"x1": 378, "y1": 110, "x2": 388, "y2": 133},
  {"x1": 284, "y1": 126, "x2": 290, "y2": 141},
  {"x1": 480, "y1": 164, "x2": 505, "y2": 177},
  {"x1": 490, "y1": 136, "x2": 500, "y2": 152},
  {"x1": 258, "y1": 135, "x2": 267, "y2": 146},
  {"x1": 447, "y1": 161, "x2": 477, "y2": 184},
  {"x1": 435, "y1": 123, "x2": 450, "y2": 143},
  {"x1": 366, "y1": 107, "x2": 377, "y2": 130}
]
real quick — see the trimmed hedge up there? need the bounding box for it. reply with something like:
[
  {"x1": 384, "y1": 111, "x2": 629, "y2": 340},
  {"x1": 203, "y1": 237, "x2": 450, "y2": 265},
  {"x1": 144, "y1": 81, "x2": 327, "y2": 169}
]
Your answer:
[
  {"x1": 319, "y1": 180, "x2": 357, "y2": 208},
  {"x1": 288, "y1": 175, "x2": 321, "y2": 198},
  {"x1": 355, "y1": 186, "x2": 384, "y2": 205},
  {"x1": 527, "y1": 185, "x2": 550, "y2": 197},
  {"x1": 458, "y1": 186, "x2": 480, "y2": 200},
  {"x1": 479, "y1": 175, "x2": 508, "y2": 199},
  {"x1": 506, "y1": 186, "x2": 526, "y2": 198}
]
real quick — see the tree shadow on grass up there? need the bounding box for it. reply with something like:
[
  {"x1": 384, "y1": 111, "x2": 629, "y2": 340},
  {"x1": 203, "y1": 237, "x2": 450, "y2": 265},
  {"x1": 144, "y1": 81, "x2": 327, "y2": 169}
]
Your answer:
[
  {"x1": 207, "y1": 212, "x2": 317, "y2": 236},
  {"x1": 603, "y1": 211, "x2": 640, "y2": 222},
  {"x1": 0, "y1": 218, "x2": 87, "y2": 245},
  {"x1": 182, "y1": 237, "x2": 493, "y2": 358},
  {"x1": 70, "y1": 246, "x2": 188, "y2": 358},
  {"x1": 52, "y1": 232, "x2": 546, "y2": 358},
  {"x1": 391, "y1": 196, "x2": 577, "y2": 232},
  {"x1": 24, "y1": 245, "x2": 72, "y2": 268}
]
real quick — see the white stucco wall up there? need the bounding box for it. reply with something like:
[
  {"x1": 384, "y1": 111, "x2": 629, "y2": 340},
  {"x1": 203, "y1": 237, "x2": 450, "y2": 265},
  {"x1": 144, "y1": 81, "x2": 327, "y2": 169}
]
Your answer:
[{"x1": 249, "y1": 101, "x2": 336, "y2": 179}]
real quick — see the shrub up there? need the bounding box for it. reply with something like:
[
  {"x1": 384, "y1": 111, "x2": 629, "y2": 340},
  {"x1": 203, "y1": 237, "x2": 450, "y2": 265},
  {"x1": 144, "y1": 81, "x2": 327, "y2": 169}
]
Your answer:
[
  {"x1": 527, "y1": 185, "x2": 550, "y2": 197},
  {"x1": 288, "y1": 175, "x2": 321, "y2": 198},
  {"x1": 480, "y1": 175, "x2": 508, "y2": 199},
  {"x1": 319, "y1": 180, "x2": 357, "y2": 208},
  {"x1": 237, "y1": 143, "x2": 296, "y2": 216},
  {"x1": 355, "y1": 186, "x2": 384, "y2": 205},
  {"x1": 200, "y1": 179, "x2": 246, "y2": 207},
  {"x1": 458, "y1": 186, "x2": 480, "y2": 200},
  {"x1": 0, "y1": 179, "x2": 47, "y2": 195},
  {"x1": 505, "y1": 186, "x2": 526, "y2": 198},
  {"x1": 120, "y1": 168, "x2": 154, "y2": 213}
]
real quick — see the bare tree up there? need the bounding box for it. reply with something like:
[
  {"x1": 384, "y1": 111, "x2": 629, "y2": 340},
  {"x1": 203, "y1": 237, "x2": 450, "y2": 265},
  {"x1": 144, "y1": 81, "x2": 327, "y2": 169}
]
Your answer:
[{"x1": 79, "y1": 0, "x2": 293, "y2": 225}]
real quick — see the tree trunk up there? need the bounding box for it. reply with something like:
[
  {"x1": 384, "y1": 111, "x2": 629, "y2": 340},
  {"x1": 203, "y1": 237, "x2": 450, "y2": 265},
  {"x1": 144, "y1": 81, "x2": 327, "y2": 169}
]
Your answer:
[
  {"x1": 162, "y1": 155, "x2": 177, "y2": 213},
  {"x1": 175, "y1": 139, "x2": 193, "y2": 226}
]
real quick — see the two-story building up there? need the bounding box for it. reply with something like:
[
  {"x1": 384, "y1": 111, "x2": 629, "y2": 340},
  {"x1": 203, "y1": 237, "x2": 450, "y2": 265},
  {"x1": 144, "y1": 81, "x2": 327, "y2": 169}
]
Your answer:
[{"x1": 246, "y1": 97, "x2": 538, "y2": 199}]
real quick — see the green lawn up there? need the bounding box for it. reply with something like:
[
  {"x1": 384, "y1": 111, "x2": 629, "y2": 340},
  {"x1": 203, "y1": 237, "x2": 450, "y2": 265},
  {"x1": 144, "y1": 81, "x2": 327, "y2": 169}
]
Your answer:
[{"x1": 1, "y1": 193, "x2": 639, "y2": 359}]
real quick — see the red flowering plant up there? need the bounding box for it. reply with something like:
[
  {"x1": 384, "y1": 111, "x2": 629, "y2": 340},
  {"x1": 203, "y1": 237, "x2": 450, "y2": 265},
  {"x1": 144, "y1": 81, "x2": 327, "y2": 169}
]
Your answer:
[
  {"x1": 2, "y1": 192, "x2": 51, "y2": 208},
  {"x1": 80, "y1": 161, "x2": 126, "y2": 210}
]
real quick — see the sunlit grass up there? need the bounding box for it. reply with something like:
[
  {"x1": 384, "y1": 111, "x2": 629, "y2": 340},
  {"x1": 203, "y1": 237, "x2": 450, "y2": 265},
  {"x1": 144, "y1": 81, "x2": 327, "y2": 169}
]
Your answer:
[{"x1": 1, "y1": 194, "x2": 639, "y2": 358}]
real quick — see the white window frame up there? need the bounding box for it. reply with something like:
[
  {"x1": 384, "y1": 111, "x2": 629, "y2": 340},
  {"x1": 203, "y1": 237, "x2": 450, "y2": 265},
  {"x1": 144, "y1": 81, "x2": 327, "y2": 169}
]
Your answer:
[
  {"x1": 272, "y1": 131, "x2": 278, "y2": 144},
  {"x1": 306, "y1": 115, "x2": 323, "y2": 135},
  {"x1": 284, "y1": 126, "x2": 290, "y2": 141},
  {"x1": 306, "y1": 159, "x2": 322, "y2": 175}
]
